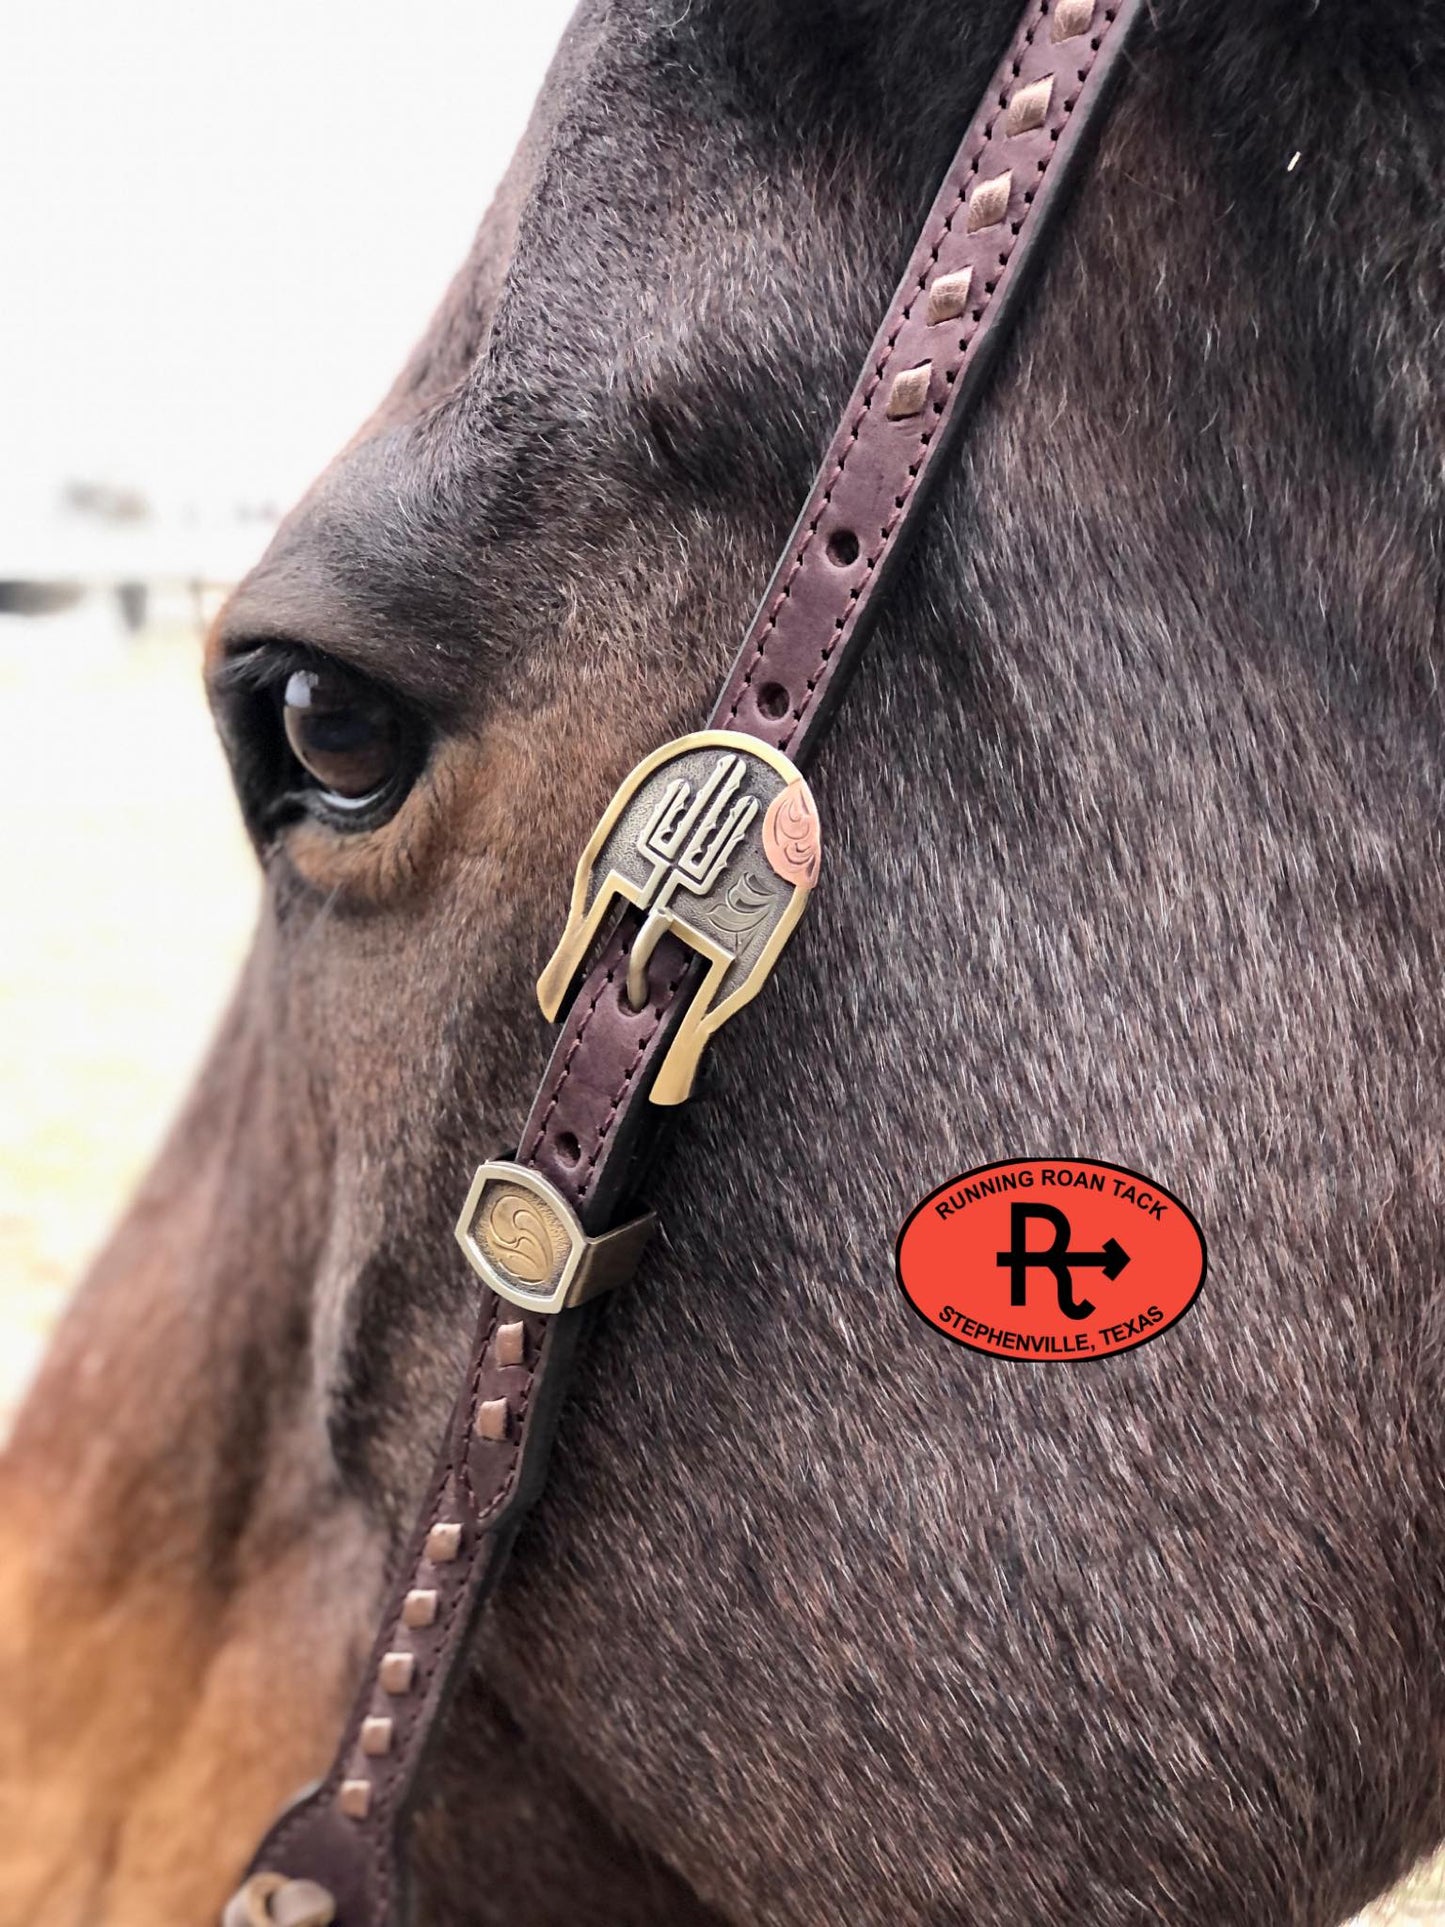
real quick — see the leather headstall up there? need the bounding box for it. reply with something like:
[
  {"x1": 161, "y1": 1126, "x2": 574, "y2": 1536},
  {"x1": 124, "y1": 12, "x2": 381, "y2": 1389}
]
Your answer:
[{"x1": 228, "y1": 2, "x2": 1147, "y2": 1919}]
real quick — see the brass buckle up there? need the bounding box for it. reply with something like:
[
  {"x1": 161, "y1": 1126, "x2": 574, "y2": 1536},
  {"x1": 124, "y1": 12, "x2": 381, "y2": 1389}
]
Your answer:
[
  {"x1": 536, "y1": 730, "x2": 821, "y2": 1105},
  {"x1": 454, "y1": 1161, "x2": 654, "y2": 1315}
]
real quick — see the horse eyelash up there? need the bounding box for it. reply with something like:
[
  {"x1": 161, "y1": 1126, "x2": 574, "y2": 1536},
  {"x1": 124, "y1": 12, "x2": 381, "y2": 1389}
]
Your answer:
[{"x1": 212, "y1": 639, "x2": 362, "y2": 700}]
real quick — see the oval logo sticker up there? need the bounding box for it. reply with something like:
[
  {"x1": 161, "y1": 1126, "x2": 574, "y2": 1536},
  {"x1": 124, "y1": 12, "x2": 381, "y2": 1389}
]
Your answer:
[{"x1": 896, "y1": 1158, "x2": 1205, "y2": 1363}]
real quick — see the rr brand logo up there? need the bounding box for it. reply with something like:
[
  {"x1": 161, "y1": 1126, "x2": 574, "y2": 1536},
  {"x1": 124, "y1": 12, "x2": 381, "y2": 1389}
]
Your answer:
[
  {"x1": 896, "y1": 1158, "x2": 1206, "y2": 1362},
  {"x1": 997, "y1": 1203, "x2": 1131, "y2": 1321}
]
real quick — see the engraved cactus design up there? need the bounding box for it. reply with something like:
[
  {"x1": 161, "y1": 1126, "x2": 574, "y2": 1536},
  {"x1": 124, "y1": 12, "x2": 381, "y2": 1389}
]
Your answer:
[{"x1": 636, "y1": 753, "x2": 760, "y2": 904}]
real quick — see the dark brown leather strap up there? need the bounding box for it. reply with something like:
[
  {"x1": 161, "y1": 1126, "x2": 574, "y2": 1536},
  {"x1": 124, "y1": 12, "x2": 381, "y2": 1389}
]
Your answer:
[
  {"x1": 233, "y1": 926, "x2": 701, "y2": 1926},
  {"x1": 233, "y1": 3, "x2": 1145, "y2": 1918},
  {"x1": 711, "y1": 0, "x2": 1140, "y2": 761}
]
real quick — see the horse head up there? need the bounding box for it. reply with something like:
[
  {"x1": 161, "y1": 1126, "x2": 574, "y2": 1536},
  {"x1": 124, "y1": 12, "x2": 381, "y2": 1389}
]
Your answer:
[{"x1": 6, "y1": 3, "x2": 1445, "y2": 1922}]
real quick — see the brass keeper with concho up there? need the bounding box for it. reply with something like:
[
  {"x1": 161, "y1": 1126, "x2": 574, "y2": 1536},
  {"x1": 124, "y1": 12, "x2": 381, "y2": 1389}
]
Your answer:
[{"x1": 454, "y1": 1162, "x2": 654, "y2": 1314}]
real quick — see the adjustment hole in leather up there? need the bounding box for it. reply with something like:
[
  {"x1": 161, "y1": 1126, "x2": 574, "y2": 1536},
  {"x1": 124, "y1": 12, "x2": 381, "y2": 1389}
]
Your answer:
[
  {"x1": 757, "y1": 682, "x2": 790, "y2": 720},
  {"x1": 826, "y1": 528, "x2": 860, "y2": 567},
  {"x1": 556, "y1": 1130, "x2": 581, "y2": 1166}
]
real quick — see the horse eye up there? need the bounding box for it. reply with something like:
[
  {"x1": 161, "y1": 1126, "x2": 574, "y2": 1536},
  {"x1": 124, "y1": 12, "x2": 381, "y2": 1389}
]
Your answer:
[{"x1": 281, "y1": 668, "x2": 404, "y2": 806}]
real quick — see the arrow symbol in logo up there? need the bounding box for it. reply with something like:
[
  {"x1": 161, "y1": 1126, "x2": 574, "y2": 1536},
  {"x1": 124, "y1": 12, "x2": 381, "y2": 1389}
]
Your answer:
[{"x1": 1077, "y1": 1237, "x2": 1131, "y2": 1281}]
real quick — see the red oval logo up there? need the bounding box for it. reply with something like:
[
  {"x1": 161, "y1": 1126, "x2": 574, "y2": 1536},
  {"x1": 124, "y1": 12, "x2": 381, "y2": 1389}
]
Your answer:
[{"x1": 896, "y1": 1158, "x2": 1206, "y2": 1363}]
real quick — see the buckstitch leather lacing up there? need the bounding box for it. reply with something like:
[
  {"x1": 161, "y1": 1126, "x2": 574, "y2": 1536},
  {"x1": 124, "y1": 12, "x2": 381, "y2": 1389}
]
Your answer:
[{"x1": 725, "y1": 0, "x2": 1121, "y2": 755}]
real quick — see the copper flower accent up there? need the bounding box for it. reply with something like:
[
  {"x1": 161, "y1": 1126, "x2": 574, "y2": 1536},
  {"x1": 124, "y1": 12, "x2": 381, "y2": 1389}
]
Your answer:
[{"x1": 762, "y1": 778, "x2": 821, "y2": 889}]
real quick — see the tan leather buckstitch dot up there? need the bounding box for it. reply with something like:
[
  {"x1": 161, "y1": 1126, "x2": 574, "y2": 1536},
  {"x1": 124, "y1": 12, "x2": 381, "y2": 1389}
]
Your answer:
[
  {"x1": 402, "y1": 1588, "x2": 439, "y2": 1628},
  {"x1": 496, "y1": 1320, "x2": 525, "y2": 1367},
  {"x1": 1052, "y1": 0, "x2": 1094, "y2": 38},
  {"x1": 360, "y1": 1716, "x2": 394, "y2": 1757},
  {"x1": 474, "y1": 1371, "x2": 538, "y2": 1525},
  {"x1": 378, "y1": 1652, "x2": 415, "y2": 1695},
  {"x1": 967, "y1": 171, "x2": 1013, "y2": 232},
  {"x1": 885, "y1": 364, "x2": 932, "y2": 420},
  {"x1": 338, "y1": 1779, "x2": 372, "y2": 1820},
  {"x1": 926, "y1": 268, "x2": 973, "y2": 324},
  {"x1": 475, "y1": 1398, "x2": 509, "y2": 1441},
  {"x1": 1005, "y1": 74, "x2": 1054, "y2": 137},
  {"x1": 424, "y1": 1522, "x2": 462, "y2": 1563}
]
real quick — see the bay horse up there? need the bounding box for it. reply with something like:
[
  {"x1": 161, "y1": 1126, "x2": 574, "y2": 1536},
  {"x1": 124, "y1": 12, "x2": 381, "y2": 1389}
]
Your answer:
[{"x1": 5, "y1": 0, "x2": 1445, "y2": 1921}]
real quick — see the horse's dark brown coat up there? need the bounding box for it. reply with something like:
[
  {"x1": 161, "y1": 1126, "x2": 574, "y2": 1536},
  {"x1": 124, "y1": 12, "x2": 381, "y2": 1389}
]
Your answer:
[{"x1": 5, "y1": 2, "x2": 1445, "y2": 1922}]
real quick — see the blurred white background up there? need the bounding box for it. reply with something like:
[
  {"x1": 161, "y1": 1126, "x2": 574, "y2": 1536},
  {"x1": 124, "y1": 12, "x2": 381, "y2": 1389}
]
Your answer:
[
  {"x1": 1, "y1": 0, "x2": 574, "y2": 572},
  {"x1": 0, "y1": 0, "x2": 574, "y2": 1421}
]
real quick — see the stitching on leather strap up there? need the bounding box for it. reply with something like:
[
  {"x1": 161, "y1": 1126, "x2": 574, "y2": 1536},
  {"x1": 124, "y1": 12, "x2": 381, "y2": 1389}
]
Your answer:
[{"x1": 521, "y1": 958, "x2": 623, "y2": 1164}]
